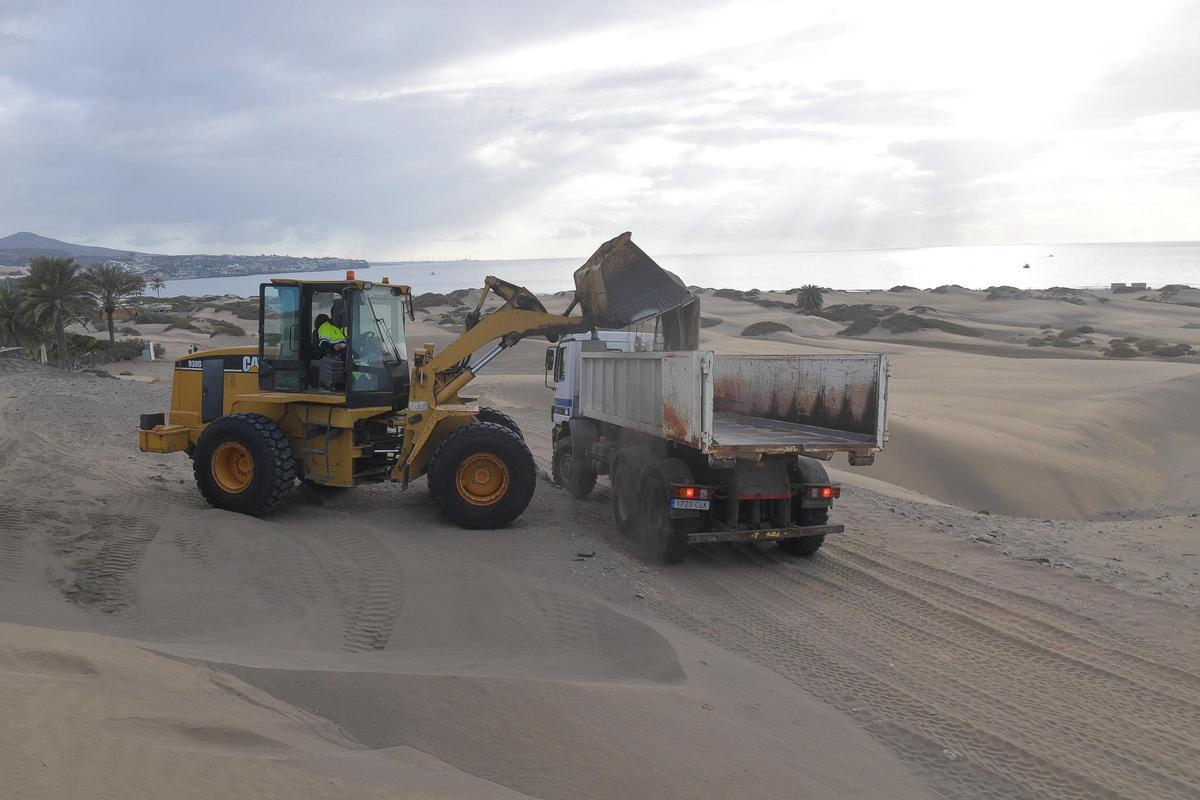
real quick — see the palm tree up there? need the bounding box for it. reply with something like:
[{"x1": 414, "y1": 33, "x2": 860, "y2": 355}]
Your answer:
[
  {"x1": 149, "y1": 273, "x2": 166, "y2": 297},
  {"x1": 0, "y1": 286, "x2": 31, "y2": 348},
  {"x1": 89, "y1": 262, "x2": 146, "y2": 350},
  {"x1": 21, "y1": 256, "x2": 98, "y2": 368},
  {"x1": 795, "y1": 284, "x2": 826, "y2": 313}
]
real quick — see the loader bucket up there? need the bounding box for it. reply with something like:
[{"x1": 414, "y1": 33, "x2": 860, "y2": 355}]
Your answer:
[{"x1": 573, "y1": 232, "x2": 696, "y2": 328}]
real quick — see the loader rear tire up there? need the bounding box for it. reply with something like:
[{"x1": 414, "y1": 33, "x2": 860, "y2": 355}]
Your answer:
[
  {"x1": 476, "y1": 407, "x2": 522, "y2": 438},
  {"x1": 194, "y1": 413, "x2": 296, "y2": 516},
  {"x1": 552, "y1": 438, "x2": 596, "y2": 499},
  {"x1": 778, "y1": 508, "x2": 828, "y2": 557},
  {"x1": 428, "y1": 422, "x2": 536, "y2": 529}
]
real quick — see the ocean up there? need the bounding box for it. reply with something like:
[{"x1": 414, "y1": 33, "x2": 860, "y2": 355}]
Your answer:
[{"x1": 159, "y1": 240, "x2": 1200, "y2": 298}]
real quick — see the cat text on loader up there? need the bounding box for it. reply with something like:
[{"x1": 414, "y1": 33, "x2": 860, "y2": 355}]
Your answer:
[{"x1": 137, "y1": 233, "x2": 694, "y2": 529}]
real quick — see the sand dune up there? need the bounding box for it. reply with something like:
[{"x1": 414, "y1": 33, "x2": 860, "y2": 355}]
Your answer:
[{"x1": 4, "y1": 281, "x2": 1198, "y2": 799}]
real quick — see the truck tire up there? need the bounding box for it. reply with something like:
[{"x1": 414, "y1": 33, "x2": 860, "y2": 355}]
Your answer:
[
  {"x1": 552, "y1": 438, "x2": 596, "y2": 499},
  {"x1": 476, "y1": 407, "x2": 522, "y2": 438},
  {"x1": 637, "y1": 461, "x2": 688, "y2": 564},
  {"x1": 779, "y1": 507, "x2": 828, "y2": 557},
  {"x1": 194, "y1": 413, "x2": 296, "y2": 516},
  {"x1": 427, "y1": 422, "x2": 536, "y2": 529},
  {"x1": 610, "y1": 451, "x2": 641, "y2": 536}
]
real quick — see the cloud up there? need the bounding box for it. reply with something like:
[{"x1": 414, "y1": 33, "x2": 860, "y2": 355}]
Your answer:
[{"x1": 0, "y1": 0, "x2": 1197, "y2": 258}]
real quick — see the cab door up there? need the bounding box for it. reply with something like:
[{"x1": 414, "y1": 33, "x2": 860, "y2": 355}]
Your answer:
[{"x1": 258, "y1": 284, "x2": 304, "y2": 391}]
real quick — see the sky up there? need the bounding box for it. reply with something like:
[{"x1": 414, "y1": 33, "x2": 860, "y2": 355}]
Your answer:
[{"x1": 1, "y1": 0, "x2": 1197, "y2": 260}]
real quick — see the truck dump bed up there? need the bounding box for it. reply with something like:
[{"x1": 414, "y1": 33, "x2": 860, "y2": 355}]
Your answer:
[{"x1": 577, "y1": 351, "x2": 887, "y2": 458}]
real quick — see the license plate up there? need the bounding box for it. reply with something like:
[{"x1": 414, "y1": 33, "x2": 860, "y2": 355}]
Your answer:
[{"x1": 671, "y1": 499, "x2": 710, "y2": 510}]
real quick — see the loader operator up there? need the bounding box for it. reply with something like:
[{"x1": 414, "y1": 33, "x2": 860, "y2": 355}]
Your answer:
[{"x1": 317, "y1": 299, "x2": 348, "y2": 358}]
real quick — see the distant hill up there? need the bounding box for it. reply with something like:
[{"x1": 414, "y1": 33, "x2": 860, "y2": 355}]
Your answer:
[
  {"x1": 0, "y1": 231, "x2": 367, "y2": 281},
  {"x1": 0, "y1": 232, "x2": 149, "y2": 262}
]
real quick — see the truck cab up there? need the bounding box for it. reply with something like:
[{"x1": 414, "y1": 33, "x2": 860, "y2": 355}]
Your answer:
[{"x1": 545, "y1": 331, "x2": 662, "y2": 428}]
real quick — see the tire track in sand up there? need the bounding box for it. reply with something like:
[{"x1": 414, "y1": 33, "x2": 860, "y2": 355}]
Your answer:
[
  {"x1": 50, "y1": 513, "x2": 159, "y2": 613},
  {"x1": 638, "y1": 539, "x2": 1200, "y2": 800},
  {"x1": 290, "y1": 522, "x2": 405, "y2": 652}
]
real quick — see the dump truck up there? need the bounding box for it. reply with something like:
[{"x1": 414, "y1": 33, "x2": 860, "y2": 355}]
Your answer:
[
  {"x1": 546, "y1": 331, "x2": 889, "y2": 562},
  {"x1": 138, "y1": 232, "x2": 693, "y2": 529}
]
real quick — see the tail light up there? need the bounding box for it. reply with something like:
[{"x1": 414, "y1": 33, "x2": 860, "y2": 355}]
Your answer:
[
  {"x1": 672, "y1": 485, "x2": 711, "y2": 500},
  {"x1": 806, "y1": 486, "x2": 840, "y2": 500}
]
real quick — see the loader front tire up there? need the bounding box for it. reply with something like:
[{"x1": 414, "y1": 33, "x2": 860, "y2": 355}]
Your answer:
[
  {"x1": 428, "y1": 422, "x2": 536, "y2": 529},
  {"x1": 194, "y1": 413, "x2": 296, "y2": 516}
]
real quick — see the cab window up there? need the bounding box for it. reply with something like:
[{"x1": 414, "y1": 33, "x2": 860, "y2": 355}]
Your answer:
[{"x1": 260, "y1": 284, "x2": 301, "y2": 390}]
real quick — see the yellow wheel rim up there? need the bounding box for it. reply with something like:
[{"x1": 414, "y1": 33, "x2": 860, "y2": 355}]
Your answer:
[
  {"x1": 212, "y1": 441, "x2": 254, "y2": 494},
  {"x1": 455, "y1": 453, "x2": 509, "y2": 507}
]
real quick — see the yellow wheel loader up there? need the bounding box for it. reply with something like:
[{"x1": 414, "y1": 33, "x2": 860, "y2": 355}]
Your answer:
[{"x1": 137, "y1": 233, "x2": 693, "y2": 529}]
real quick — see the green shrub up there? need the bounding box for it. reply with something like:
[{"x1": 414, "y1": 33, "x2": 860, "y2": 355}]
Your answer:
[
  {"x1": 1151, "y1": 343, "x2": 1193, "y2": 357},
  {"x1": 1135, "y1": 338, "x2": 1167, "y2": 352},
  {"x1": 165, "y1": 317, "x2": 200, "y2": 332},
  {"x1": 880, "y1": 313, "x2": 983, "y2": 337},
  {"x1": 700, "y1": 316, "x2": 723, "y2": 328},
  {"x1": 119, "y1": 326, "x2": 140, "y2": 335},
  {"x1": 84, "y1": 368, "x2": 116, "y2": 378},
  {"x1": 222, "y1": 299, "x2": 261, "y2": 320},
  {"x1": 740, "y1": 320, "x2": 792, "y2": 337},
  {"x1": 1028, "y1": 338, "x2": 1048, "y2": 347},
  {"x1": 208, "y1": 320, "x2": 247, "y2": 338},
  {"x1": 412, "y1": 292, "x2": 464, "y2": 311},
  {"x1": 908, "y1": 305, "x2": 937, "y2": 313},
  {"x1": 1104, "y1": 344, "x2": 1142, "y2": 358},
  {"x1": 837, "y1": 317, "x2": 880, "y2": 337},
  {"x1": 819, "y1": 303, "x2": 897, "y2": 322},
  {"x1": 986, "y1": 285, "x2": 1028, "y2": 300},
  {"x1": 133, "y1": 311, "x2": 174, "y2": 325},
  {"x1": 888, "y1": 285, "x2": 918, "y2": 292},
  {"x1": 881, "y1": 313, "x2": 923, "y2": 333}
]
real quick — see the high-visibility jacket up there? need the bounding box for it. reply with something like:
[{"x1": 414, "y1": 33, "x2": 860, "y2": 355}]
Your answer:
[{"x1": 318, "y1": 320, "x2": 347, "y2": 351}]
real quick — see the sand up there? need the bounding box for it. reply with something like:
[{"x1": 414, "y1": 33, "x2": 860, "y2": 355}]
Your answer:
[{"x1": 2, "y1": 281, "x2": 1199, "y2": 799}]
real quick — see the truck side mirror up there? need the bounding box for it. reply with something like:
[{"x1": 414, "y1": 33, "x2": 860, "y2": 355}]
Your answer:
[{"x1": 545, "y1": 346, "x2": 555, "y2": 371}]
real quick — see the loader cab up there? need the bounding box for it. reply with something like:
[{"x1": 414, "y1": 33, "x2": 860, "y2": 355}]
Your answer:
[{"x1": 258, "y1": 278, "x2": 413, "y2": 409}]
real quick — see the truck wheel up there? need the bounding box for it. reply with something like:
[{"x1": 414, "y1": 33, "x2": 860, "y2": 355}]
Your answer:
[
  {"x1": 779, "y1": 508, "x2": 828, "y2": 557},
  {"x1": 476, "y1": 407, "x2": 522, "y2": 439},
  {"x1": 427, "y1": 422, "x2": 536, "y2": 529},
  {"x1": 552, "y1": 438, "x2": 597, "y2": 499},
  {"x1": 194, "y1": 413, "x2": 296, "y2": 516},
  {"x1": 610, "y1": 452, "x2": 641, "y2": 536},
  {"x1": 638, "y1": 462, "x2": 688, "y2": 564}
]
